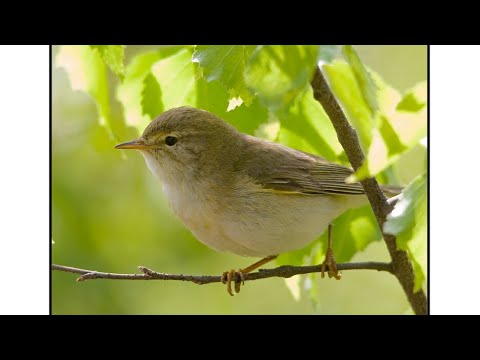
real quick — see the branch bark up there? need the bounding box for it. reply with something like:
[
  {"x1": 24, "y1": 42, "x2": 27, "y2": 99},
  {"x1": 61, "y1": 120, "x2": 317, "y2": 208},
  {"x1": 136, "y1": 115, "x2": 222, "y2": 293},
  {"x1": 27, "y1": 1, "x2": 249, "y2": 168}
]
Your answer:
[
  {"x1": 52, "y1": 262, "x2": 393, "y2": 284},
  {"x1": 310, "y1": 66, "x2": 427, "y2": 315}
]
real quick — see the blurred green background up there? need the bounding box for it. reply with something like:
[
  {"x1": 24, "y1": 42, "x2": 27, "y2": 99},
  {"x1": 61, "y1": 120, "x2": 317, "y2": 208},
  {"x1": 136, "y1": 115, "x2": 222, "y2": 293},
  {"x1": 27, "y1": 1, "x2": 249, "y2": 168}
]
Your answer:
[{"x1": 52, "y1": 45, "x2": 427, "y2": 314}]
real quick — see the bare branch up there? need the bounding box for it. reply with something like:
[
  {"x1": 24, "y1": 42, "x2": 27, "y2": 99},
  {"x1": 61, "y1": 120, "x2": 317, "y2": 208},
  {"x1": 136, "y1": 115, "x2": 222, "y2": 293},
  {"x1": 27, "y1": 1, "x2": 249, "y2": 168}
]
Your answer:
[
  {"x1": 310, "y1": 66, "x2": 427, "y2": 315},
  {"x1": 52, "y1": 262, "x2": 393, "y2": 284}
]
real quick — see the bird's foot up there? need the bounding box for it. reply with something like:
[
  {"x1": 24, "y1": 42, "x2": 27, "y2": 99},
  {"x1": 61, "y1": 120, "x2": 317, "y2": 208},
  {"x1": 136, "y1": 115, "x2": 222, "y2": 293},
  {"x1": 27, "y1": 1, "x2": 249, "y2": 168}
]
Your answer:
[
  {"x1": 321, "y1": 248, "x2": 342, "y2": 280},
  {"x1": 221, "y1": 269, "x2": 245, "y2": 296},
  {"x1": 220, "y1": 256, "x2": 277, "y2": 296}
]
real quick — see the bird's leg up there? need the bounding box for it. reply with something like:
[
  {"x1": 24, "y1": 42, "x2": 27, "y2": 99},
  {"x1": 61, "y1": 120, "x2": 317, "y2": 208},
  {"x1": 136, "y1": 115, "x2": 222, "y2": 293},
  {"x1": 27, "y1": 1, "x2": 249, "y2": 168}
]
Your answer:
[
  {"x1": 221, "y1": 255, "x2": 278, "y2": 296},
  {"x1": 321, "y1": 223, "x2": 342, "y2": 280}
]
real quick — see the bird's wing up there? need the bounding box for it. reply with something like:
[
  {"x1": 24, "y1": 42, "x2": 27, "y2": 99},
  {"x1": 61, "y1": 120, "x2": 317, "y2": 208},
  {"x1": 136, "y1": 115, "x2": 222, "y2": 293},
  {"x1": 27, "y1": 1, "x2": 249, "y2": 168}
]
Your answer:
[
  {"x1": 258, "y1": 161, "x2": 366, "y2": 195},
  {"x1": 243, "y1": 139, "x2": 365, "y2": 196}
]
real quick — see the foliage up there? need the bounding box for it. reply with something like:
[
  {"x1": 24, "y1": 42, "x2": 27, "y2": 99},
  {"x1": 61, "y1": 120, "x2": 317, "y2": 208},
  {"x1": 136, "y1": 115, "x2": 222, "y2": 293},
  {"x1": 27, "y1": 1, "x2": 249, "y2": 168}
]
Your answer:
[
  {"x1": 384, "y1": 170, "x2": 427, "y2": 292},
  {"x1": 90, "y1": 45, "x2": 125, "y2": 80},
  {"x1": 57, "y1": 46, "x2": 115, "y2": 138},
  {"x1": 192, "y1": 45, "x2": 256, "y2": 106},
  {"x1": 244, "y1": 45, "x2": 320, "y2": 112},
  {"x1": 53, "y1": 45, "x2": 427, "y2": 314}
]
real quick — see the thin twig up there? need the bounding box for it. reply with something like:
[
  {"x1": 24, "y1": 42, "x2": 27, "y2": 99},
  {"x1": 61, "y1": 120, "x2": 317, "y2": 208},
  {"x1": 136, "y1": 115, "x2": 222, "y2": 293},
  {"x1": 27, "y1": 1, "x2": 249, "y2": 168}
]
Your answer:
[
  {"x1": 310, "y1": 66, "x2": 427, "y2": 315},
  {"x1": 52, "y1": 262, "x2": 393, "y2": 284}
]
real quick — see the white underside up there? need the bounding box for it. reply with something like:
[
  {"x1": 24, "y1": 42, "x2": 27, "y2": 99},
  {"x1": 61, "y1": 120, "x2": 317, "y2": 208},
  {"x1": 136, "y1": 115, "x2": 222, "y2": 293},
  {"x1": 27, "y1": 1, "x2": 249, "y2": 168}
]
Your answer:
[
  {"x1": 141, "y1": 150, "x2": 367, "y2": 257},
  {"x1": 185, "y1": 192, "x2": 367, "y2": 257}
]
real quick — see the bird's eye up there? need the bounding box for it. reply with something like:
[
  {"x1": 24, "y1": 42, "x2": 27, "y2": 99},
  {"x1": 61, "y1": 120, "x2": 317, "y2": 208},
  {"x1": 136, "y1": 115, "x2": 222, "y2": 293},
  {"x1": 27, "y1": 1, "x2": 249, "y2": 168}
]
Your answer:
[{"x1": 165, "y1": 136, "x2": 178, "y2": 146}]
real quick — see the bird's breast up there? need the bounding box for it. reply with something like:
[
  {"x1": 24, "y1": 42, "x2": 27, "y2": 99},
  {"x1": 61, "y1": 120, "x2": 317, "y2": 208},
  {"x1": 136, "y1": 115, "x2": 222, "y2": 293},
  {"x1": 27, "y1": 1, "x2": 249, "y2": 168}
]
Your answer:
[{"x1": 161, "y1": 181, "x2": 237, "y2": 252}]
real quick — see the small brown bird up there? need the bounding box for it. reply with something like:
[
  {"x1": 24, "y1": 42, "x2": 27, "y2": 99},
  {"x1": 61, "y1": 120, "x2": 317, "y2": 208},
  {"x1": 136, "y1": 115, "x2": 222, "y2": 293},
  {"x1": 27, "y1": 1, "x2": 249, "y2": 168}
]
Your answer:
[{"x1": 115, "y1": 107, "x2": 399, "y2": 295}]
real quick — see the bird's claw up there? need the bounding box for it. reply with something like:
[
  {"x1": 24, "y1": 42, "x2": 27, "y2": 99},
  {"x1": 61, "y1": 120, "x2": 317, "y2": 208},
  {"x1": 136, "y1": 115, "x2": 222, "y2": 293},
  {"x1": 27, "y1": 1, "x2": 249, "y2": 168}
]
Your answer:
[
  {"x1": 221, "y1": 269, "x2": 245, "y2": 296},
  {"x1": 321, "y1": 248, "x2": 342, "y2": 280}
]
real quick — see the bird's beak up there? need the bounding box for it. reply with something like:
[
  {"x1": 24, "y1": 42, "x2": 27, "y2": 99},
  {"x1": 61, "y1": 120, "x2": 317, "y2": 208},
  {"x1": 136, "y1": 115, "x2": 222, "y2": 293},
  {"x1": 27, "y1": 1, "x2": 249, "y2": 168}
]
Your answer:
[{"x1": 114, "y1": 139, "x2": 152, "y2": 150}]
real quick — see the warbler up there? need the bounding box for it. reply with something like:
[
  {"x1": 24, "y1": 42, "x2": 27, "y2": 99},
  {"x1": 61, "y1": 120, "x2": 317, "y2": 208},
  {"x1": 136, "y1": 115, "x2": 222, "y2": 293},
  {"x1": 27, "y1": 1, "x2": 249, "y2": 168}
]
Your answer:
[{"x1": 115, "y1": 106, "x2": 399, "y2": 295}]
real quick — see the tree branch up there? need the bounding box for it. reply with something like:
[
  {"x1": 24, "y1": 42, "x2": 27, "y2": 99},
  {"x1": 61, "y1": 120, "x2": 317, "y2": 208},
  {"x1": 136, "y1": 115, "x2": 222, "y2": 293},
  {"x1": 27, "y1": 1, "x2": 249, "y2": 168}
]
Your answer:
[
  {"x1": 310, "y1": 66, "x2": 427, "y2": 315},
  {"x1": 52, "y1": 262, "x2": 393, "y2": 284}
]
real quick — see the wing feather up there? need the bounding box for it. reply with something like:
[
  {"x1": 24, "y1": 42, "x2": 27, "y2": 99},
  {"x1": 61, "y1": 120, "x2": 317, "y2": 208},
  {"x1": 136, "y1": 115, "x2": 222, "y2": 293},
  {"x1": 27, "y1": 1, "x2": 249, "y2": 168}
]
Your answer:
[{"x1": 242, "y1": 137, "x2": 365, "y2": 196}]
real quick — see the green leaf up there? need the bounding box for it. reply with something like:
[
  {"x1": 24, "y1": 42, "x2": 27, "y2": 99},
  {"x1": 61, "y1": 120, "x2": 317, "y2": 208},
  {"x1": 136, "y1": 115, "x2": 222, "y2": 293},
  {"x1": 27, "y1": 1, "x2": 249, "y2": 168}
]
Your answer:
[
  {"x1": 117, "y1": 47, "x2": 181, "y2": 131},
  {"x1": 197, "y1": 78, "x2": 269, "y2": 135},
  {"x1": 323, "y1": 61, "x2": 375, "y2": 152},
  {"x1": 378, "y1": 115, "x2": 408, "y2": 156},
  {"x1": 196, "y1": 62, "x2": 268, "y2": 135},
  {"x1": 396, "y1": 82, "x2": 427, "y2": 112},
  {"x1": 90, "y1": 45, "x2": 125, "y2": 80},
  {"x1": 245, "y1": 45, "x2": 320, "y2": 112},
  {"x1": 343, "y1": 45, "x2": 379, "y2": 113},
  {"x1": 192, "y1": 45, "x2": 256, "y2": 106},
  {"x1": 315, "y1": 205, "x2": 382, "y2": 263},
  {"x1": 56, "y1": 45, "x2": 118, "y2": 139},
  {"x1": 141, "y1": 73, "x2": 164, "y2": 119},
  {"x1": 276, "y1": 240, "x2": 318, "y2": 266},
  {"x1": 152, "y1": 48, "x2": 270, "y2": 136},
  {"x1": 195, "y1": 75, "x2": 230, "y2": 114},
  {"x1": 384, "y1": 171, "x2": 427, "y2": 291},
  {"x1": 349, "y1": 81, "x2": 427, "y2": 182},
  {"x1": 326, "y1": 50, "x2": 427, "y2": 183},
  {"x1": 277, "y1": 86, "x2": 342, "y2": 162},
  {"x1": 152, "y1": 48, "x2": 197, "y2": 110},
  {"x1": 222, "y1": 97, "x2": 269, "y2": 135},
  {"x1": 193, "y1": 65, "x2": 270, "y2": 135}
]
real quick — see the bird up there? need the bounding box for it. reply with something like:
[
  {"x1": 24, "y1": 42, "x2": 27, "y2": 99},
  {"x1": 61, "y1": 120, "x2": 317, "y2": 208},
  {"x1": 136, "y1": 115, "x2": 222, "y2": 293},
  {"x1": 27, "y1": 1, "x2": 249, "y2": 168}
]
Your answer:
[{"x1": 115, "y1": 106, "x2": 399, "y2": 295}]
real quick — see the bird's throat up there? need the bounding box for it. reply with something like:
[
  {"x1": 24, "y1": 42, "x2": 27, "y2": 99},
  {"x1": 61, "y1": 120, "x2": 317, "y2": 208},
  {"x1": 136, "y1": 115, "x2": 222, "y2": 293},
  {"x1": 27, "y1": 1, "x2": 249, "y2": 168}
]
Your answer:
[
  {"x1": 139, "y1": 150, "x2": 205, "y2": 218},
  {"x1": 140, "y1": 150, "x2": 167, "y2": 184}
]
